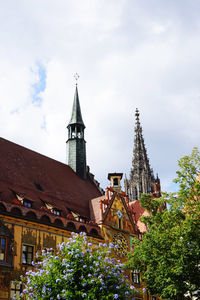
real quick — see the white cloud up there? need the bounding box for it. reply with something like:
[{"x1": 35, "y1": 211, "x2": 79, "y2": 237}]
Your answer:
[{"x1": 0, "y1": 0, "x2": 200, "y2": 191}]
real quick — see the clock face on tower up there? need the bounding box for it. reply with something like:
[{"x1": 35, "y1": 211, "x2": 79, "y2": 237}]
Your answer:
[
  {"x1": 112, "y1": 232, "x2": 128, "y2": 257},
  {"x1": 116, "y1": 209, "x2": 123, "y2": 219}
]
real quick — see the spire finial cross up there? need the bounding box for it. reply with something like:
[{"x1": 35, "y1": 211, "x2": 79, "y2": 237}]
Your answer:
[{"x1": 74, "y1": 73, "x2": 80, "y2": 85}]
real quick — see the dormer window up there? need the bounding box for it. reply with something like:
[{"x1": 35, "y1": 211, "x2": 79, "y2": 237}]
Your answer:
[
  {"x1": 79, "y1": 217, "x2": 85, "y2": 222},
  {"x1": 53, "y1": 209, "x2": 61, "y2": 216},
  {"x1": 23, "y1": 200, "x2": 32, "y2": 208}
]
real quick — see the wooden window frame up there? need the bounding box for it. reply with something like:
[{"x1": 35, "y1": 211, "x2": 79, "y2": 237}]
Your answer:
[
  {"x1": 10, "y1": 282, "x2": 22, "y2": 299},
  {"x1": 23, "y1": 199, "x2": 32, "y2": 208},
  {"x1": 22, "y1": 244, "x2": 34, "y2": 265},
  {"x1": 0, "y1": 236, "x2": 8, "y2": 262},
  {"x1": 53, "y1": 209, "x2": 61, "y2": 216},
  {"x1": 131, "y1": 270, "x2": 140, "y2": 284}
]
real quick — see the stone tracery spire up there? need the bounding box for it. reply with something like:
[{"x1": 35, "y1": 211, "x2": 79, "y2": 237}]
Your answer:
[{"x1": 125, "y1": 109, "x2": 158, "y2": 202}]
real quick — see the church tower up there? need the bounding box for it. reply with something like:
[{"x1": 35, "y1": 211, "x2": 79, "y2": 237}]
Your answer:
[
  {"x1": 124, "y1": 109, "x2": 159, "y2": 202},
  {"x1": 66, "y1": 84, "x2": 87, "y2": 179}
]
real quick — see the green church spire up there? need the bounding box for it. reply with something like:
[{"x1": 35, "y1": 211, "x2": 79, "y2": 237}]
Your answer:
[
  {"x1": 67, "y1": 85, "x2": 85, "y2": 128},
  {"x1": 66, "y1": 84, "x2": 87, "y2": 180}
]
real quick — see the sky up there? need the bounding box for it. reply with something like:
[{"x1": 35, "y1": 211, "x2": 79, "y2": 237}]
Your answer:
[{"x1": 1, "y1": 0, "x2": 200, "y2": 192}]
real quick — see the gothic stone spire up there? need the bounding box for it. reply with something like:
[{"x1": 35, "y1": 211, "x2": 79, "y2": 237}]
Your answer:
[
  {"x1": 66, "y1": 85, "x2": 87, "y2": 180},
  {"x1": 125, "y1": 109, "x2": 157, "y2": 202}
]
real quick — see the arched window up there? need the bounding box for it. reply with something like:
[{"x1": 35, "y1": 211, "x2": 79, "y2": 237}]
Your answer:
[
  {"x1": 135, "y1": 187, "x2": 138, "y2": 200},
  {"x1": 0, "y1": 203, "x2": 6, "y2": 212},
  {"x1": 66, "y1": 222, "x2": 76, "y2": 231},
  {"x1": 54, "y1": 219, "x2": 63, "y2": 227},
  {"x1": 10, "y1": 207, "x2": 22, "y2": 216},
  {"x1": 26, "y1": 211, "x2": 37, "y2": 220},
  {"x1": 79, "y1": 225, "x2": 87, "y2": 233},
  {"x1": 90, "y1": 229, "x2": 98, "y2": 236},
  {"x1": 40, "y1": 215, "x2": 51, "y2": 223}
]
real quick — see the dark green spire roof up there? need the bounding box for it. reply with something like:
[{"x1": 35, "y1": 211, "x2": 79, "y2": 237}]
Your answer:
[{"x1": 67, "y1": 85, "x2": 85, "y2": 128}]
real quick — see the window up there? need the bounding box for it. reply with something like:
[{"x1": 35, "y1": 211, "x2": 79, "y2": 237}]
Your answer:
[
  {"x1": 0, "y1": 237, "x2": 7, "y2": 261},
  {"x1": 78, "y1": 217, "x2": 85, "y2": 222},
  {"x1": 131, "y1": 270, "x2": 140, "y2": 284},
  {"x1": 23, "y1": 200, "x2": 32, "y2": 208},
  {"x1": 53, "y1": 209, "x2": 61, "y2": 216},
  {"x1": 135, "y1": 187, "x2": 138, "y2": 200},
  {"x1": 152, "y1": 297, "x2": 156, "y2": 300},
  {"x1": 113, "y1": 178, "x2": 118, "y2": 186},
  {"x1": 118, "y1": 218, "x2": 121, "y2": 229},
  {"x1": 22, "y1": 245, "x2": 34, "y2": 265},
  {"x1": 10, "y1": 282, "x2": 22, "y2": 299}
]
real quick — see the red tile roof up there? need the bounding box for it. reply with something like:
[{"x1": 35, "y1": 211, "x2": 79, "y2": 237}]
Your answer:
[
  {"x1": 129, "y1": 200, "x2": 148, "y2": 233},
  {"x1": 0, "y1": 138, "x2": 102, "y2": 219}
]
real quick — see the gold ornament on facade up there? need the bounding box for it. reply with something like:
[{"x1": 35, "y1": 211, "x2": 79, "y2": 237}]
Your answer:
[
  {"x1": 22, "y1": 229, "x2": 36, "y2": 245},
  {"x1": 112, "y1": 232, "x2": 128, "y2": 258},
  {"x1": 43, "y1": 234, "x2": 56, "y2": 249}
]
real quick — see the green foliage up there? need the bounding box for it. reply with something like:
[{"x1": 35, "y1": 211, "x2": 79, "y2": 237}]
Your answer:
[
  {"x1": 127, "y1": 148, "x2": 200, "y2": 300},
  {"x1": 18, "y1": 232, "x2": 141, "y2": 300}
]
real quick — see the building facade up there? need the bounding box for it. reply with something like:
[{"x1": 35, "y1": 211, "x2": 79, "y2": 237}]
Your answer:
[{"x1": 0, "y1": 86, "x2": 159, "y2": 299}]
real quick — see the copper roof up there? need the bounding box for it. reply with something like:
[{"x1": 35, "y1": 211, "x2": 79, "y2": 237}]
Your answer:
[
  {"x1": 0, "y1": 138, "x2": 102, "y2": 219},
  {"x1": 67, "y1": 86, "x2": 85, "y2": 128}
]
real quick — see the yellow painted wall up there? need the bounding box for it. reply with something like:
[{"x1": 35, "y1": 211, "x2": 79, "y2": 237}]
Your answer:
[{"x1": 0, "y1": 214, "x2": 102, "y2": 299}]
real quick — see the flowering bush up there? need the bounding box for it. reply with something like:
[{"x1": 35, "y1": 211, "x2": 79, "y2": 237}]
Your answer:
[{"x1": 18, "y1": 232, "x2": 141, "y2": 299}]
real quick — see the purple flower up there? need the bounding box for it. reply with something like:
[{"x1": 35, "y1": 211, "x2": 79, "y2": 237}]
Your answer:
[
  {"x1": 114, "y1": 294, "x2": 119, "y2": 299},
  {"x1": 130, "y1": 285, "x2": 135, "y2": 290}
]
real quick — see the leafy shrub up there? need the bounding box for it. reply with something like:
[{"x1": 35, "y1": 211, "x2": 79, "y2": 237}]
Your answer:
[{"x1": 17, "y1": 232, "x2": 141, "y2": 300}]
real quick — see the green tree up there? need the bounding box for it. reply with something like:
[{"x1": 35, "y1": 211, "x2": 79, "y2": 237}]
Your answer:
[
  {"x1": 18, "y1": 232, "x2": 141, "y2": 300},
  {"x1": 126, "y1": 148, "x2": 200, "y2": 300}
]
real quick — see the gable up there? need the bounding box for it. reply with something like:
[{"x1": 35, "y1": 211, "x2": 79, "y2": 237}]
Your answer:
[{"x1": 103, "y1": 192, "x2": 135, "y2": 233}]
